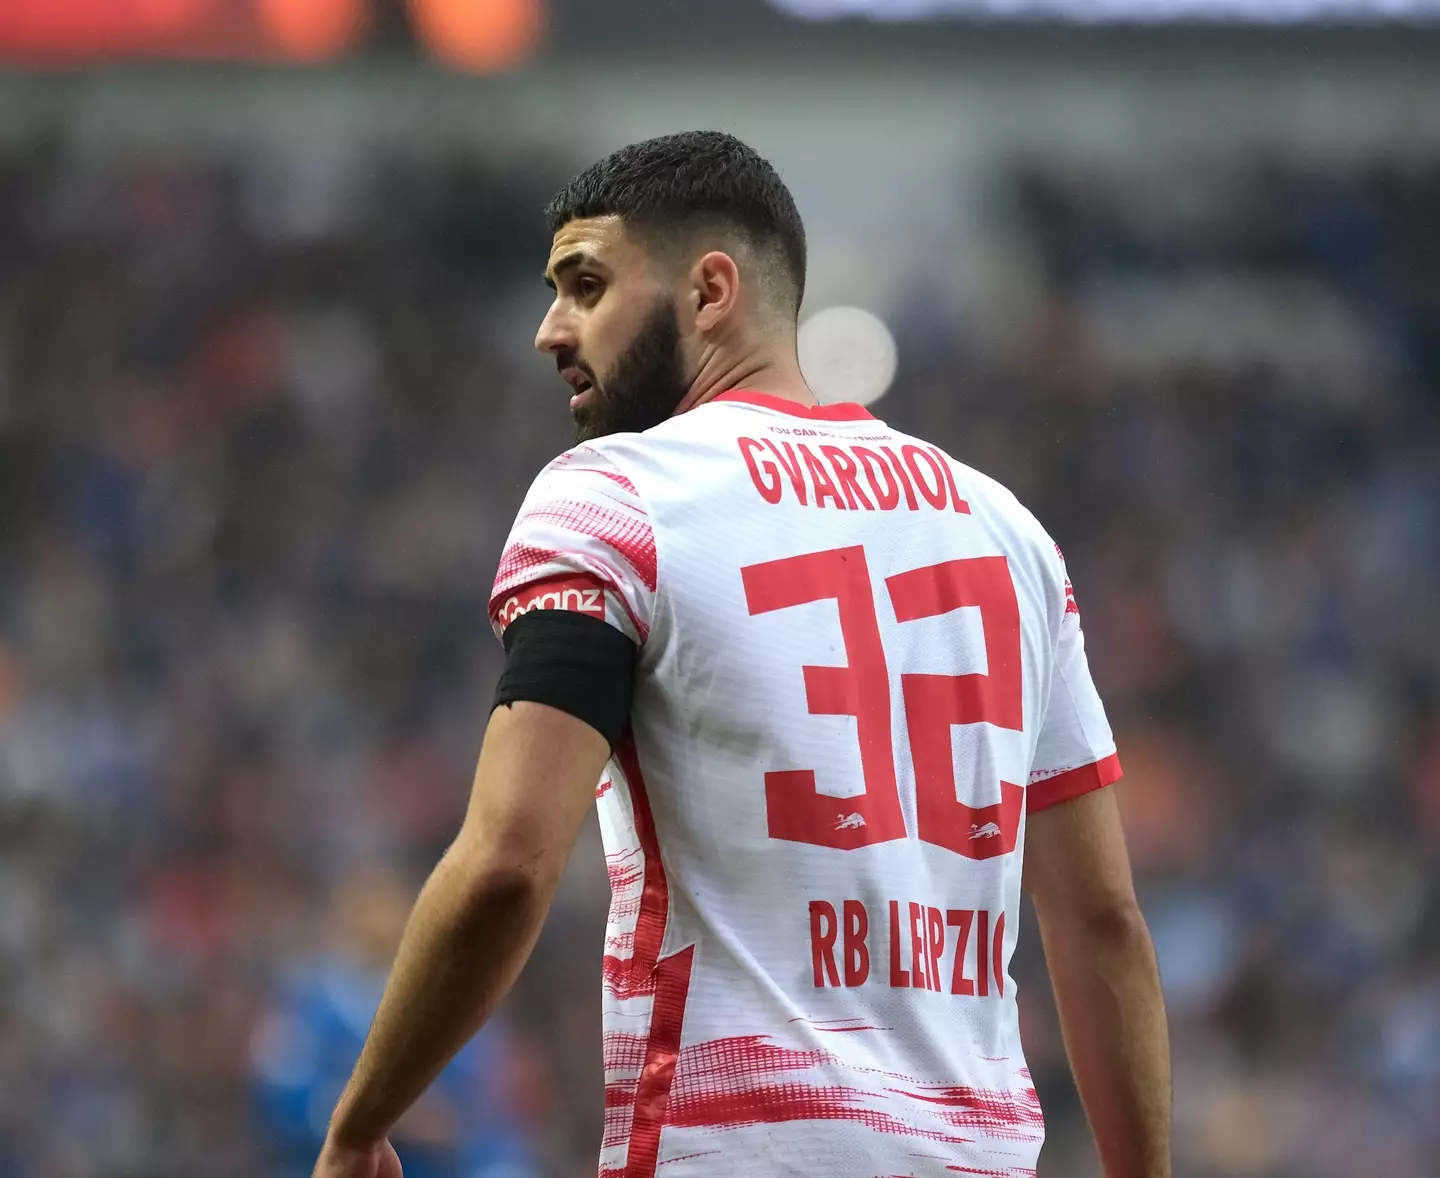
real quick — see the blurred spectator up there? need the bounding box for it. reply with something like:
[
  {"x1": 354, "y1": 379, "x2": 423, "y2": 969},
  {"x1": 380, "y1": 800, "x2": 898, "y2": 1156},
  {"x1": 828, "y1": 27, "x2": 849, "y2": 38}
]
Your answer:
[{"x1": 249, "y1": 867, "x2": 538, "y2": 1178}]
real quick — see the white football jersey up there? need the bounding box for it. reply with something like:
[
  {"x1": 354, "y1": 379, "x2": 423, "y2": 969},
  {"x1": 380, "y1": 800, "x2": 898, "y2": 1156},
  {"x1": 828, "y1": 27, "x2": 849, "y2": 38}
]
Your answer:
[{"x1": 489, "y1": 390, "x2": 1122, "y2": 1178}]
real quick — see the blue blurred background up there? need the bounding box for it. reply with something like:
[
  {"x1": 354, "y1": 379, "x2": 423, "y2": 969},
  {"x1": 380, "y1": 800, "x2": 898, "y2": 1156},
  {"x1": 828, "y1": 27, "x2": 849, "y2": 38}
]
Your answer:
[{"x1": 0, "y1": 4, "x2": 1438, "y2": 1176}]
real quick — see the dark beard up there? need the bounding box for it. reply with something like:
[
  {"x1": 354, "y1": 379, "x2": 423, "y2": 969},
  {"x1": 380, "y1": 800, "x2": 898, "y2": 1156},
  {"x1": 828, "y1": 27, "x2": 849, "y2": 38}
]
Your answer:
[{"x1": 571, "y1": 299, "x2": 686, "y2": 443}]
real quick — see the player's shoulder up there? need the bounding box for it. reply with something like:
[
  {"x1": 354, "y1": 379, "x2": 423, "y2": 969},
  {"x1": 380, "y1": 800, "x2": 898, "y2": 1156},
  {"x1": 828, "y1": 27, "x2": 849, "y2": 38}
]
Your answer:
[
  {"x1": 522, "y1": 439, "x2": 642, "y2": 501},
  {"x1": 525, "y1": 411, "x2": 729, "y2": 495}
]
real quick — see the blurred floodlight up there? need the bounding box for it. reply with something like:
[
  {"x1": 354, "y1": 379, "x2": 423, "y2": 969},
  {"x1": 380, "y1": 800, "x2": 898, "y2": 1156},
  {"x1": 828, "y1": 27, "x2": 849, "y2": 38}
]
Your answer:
[
  {"x1": 798, "y1": 306, "x2": 898, "y2": 408},
  {"x1": 256, "y1": 0, "x2": 364, "y2": 60},
  {"x1": 408, "y1": 0, "x2": 545, "y2": 71}
]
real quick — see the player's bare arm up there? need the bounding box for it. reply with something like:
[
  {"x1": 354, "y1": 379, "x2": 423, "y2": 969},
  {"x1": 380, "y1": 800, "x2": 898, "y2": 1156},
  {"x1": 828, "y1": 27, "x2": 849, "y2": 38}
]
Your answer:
[
  {"x1": 1025, "y1": 786, "x2": 1172, "y2": 1178},
  {"x1": 314, "y1": 701, "x2": 610, "y2": 1178}
]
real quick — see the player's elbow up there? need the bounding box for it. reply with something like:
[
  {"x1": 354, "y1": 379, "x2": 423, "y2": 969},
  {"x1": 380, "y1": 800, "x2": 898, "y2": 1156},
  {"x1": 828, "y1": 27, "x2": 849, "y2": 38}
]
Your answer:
[
  {"x1": 444, "y1": 838, "x2": 553, "y2": 910},
  {"x1": 1084, "y1": 896, "x2": 1151, "y2": 943},
  {"x1": 1038, "y1": 885, "x2": 1151, "y2": 948},
  {"x1": 1069, "y1": 896, "x2": 1154, "y2": 957}
]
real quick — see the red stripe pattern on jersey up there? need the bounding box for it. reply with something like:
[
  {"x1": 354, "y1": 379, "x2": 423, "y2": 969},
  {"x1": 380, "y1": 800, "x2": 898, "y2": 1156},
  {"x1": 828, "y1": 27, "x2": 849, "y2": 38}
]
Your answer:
[
  {"x1": 490, "y1": 447, "x2": 655, "y2": 642},
  {"x1": 598, "y1": 736, "x2": 702, "y2": 1178},
  {"x1": 508, "y1": 500, "x2": 656, "y2": 591},
  {"x1": 1055, "y1": 544, "x2": 1080, "y2": 617},
  {"x1": 661, "y1": 1036, "x2": 1043, "y2": 1147},
  {"x1": 568, "y1": 462, "x2": 639, "y2": 497},
  {"x1": 603, "y1": 738, "x2": 669, "y2": 999},
  {"x1": 623, "y1": 946, "x2": 695, "y2": 1178},
  {"x1": 493, "y1": 501, "x2": 656, "y2": 595}
]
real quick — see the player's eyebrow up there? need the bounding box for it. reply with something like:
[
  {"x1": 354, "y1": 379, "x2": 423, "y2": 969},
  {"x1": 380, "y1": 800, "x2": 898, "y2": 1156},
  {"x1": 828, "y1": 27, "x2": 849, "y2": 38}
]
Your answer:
[{"x1": 542, "y1": 250, "x2": 601, "y2": 291}]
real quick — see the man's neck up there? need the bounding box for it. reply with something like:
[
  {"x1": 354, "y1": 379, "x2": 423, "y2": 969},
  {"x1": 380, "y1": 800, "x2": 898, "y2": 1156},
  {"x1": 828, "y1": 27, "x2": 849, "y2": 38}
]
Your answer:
[{"x1": 676, "y1": 348, "x2": 815, "y2": 416}]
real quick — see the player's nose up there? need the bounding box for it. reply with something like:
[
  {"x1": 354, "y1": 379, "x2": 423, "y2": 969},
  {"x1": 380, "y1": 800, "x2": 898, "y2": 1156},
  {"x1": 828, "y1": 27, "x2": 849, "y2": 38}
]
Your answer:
[{"x1": 534, "y1": 305, "x2": 577, "y2": 356}]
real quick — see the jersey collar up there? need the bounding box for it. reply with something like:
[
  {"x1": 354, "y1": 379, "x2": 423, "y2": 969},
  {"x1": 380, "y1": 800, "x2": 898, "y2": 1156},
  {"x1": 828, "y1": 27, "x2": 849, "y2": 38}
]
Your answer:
[{"x1": 710, "y1": 389, "x2": 876, "y2": 422}]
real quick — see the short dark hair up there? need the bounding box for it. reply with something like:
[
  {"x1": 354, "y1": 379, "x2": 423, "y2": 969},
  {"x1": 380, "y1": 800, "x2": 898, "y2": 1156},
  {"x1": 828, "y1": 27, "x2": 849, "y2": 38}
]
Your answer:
[{"x1": 545, "y1": 131, "x2": 807, "y2": 317}]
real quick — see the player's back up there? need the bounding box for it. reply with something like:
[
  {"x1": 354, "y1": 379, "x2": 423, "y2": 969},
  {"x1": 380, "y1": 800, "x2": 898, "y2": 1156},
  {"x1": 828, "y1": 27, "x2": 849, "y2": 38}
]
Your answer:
[{"x1": 489, "y1": 390, "x2": 1121, "y2": 1178}]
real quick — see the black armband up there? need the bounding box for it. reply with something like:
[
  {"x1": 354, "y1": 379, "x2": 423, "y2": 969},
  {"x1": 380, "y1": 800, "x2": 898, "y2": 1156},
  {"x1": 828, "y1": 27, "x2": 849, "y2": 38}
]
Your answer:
[{"x1": 492, "y1": 609, "x2": 637, "y2": 746}]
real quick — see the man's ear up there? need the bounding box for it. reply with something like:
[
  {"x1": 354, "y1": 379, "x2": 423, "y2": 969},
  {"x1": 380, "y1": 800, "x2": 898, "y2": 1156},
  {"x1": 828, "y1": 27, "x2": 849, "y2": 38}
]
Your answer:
[{"x1": 690, "y1": 250, "x2": 742, "y2": 332}]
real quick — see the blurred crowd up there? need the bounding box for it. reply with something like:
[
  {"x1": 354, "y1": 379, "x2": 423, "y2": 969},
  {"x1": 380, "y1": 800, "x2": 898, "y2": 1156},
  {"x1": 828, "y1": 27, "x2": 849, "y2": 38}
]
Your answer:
[
  {"x1": 0, "y1": 143, "x2": 565, "y2": 1177},
  {"x1": 0, "y1": 137, "x2": 1437, "y2": 1178}
]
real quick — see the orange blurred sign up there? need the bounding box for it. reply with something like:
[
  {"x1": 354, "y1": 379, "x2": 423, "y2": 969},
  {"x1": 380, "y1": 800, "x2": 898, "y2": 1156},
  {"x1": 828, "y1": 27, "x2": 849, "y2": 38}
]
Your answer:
[{"x1": 0, "y1": 0, "x2": 364, "y2": 62}]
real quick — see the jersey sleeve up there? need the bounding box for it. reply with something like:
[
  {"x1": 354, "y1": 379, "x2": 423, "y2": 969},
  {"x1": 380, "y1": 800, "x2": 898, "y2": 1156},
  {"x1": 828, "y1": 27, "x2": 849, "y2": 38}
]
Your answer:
[
  {"x1": 1026, "y1": 545, "x2": 1123, "y2": 814},
  {"x1": 489, "y1": 447, "x2": 656, "y2": 644}
]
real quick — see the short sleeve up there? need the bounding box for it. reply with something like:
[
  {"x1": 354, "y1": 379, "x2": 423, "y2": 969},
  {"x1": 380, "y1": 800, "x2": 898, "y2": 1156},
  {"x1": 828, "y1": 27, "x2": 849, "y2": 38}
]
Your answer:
[
  {"x1": 489, "y1": 447, "x2": 656, "y2": 644},
  {"x1": 1027, "y1": 545, "x2": 1123, "y2": 814}
]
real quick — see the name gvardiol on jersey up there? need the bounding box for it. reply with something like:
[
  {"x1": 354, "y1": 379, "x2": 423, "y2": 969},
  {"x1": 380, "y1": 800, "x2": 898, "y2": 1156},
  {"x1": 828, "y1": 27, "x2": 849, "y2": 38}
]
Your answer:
[{"x1": 738, "y1": 430, "x2": 972, "y2": 513}]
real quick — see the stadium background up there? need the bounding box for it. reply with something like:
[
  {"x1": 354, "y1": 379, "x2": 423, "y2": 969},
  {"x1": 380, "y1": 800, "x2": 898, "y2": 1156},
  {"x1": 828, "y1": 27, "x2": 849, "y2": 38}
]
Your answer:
[{"x1": 2, "y1": 3, "x2": 1439, "y2": 1175}]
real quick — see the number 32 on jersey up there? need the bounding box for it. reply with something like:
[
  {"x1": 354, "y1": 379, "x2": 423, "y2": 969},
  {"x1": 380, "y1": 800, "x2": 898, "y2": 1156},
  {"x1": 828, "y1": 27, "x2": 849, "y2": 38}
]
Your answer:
[{"x1": 742, "y1": 545, "x2": 1023, "y2": 861}]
